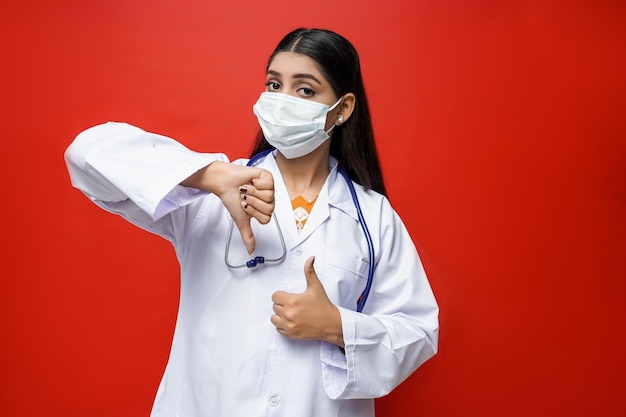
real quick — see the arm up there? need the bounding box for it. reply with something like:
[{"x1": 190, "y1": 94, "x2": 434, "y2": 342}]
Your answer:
[
  {"x1": 64, "y1": 122, "x2": 274, "y2": 251},
  {"x1": 64, "y1": 122, "x2": 221, "y2": 220},
  {"x1": 320, "y1": 199, "x2": 439, "y2": 399}
]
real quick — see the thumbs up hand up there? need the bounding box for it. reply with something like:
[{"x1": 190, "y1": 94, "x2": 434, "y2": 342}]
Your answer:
[{"x1": 271, "y1": 257, "x2": 345, "y2": 347}]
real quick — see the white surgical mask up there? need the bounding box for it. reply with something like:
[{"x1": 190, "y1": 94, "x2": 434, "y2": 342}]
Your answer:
[{"x1": 252, "y1": 92, "x2": 342, "y2": 159}]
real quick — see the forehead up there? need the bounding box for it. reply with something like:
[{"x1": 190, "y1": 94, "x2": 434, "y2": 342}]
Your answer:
[{"x1": 267, "y1": 52, "x2": 327, "y2": 81}]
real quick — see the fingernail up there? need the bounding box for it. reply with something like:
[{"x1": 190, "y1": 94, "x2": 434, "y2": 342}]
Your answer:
[
  {"x1": 242, "y1": 201, "x2": 248, "y2": 209},
  {"x1": 239, "y1": 186, "x2": 248, "y2": 193},
  {"x1": 241, "y1": 194, "x2": 248, "y2": 200}
]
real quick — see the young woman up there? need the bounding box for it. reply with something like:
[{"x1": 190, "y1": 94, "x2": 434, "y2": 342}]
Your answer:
[{"x1": 65, "y1": 28, "x2": 438, "y2": 417}]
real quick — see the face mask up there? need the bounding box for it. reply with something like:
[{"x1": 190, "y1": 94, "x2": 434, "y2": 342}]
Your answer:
[{"x1": 253, "y1": 92, "x2": 342, "y2": 159}]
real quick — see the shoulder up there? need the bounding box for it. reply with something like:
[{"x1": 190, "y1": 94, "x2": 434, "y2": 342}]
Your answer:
[
  {"x1": 352, "y1": 182, "x2": 392, "y2": 213},
  {"x1": 351, "y1": 182, "x2": 411, "y2": 236},
  {"x1": 341, "y1": 181, "x2": 401, "y2": 240}
]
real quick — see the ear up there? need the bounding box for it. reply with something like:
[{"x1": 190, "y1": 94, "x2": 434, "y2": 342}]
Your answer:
[{"x1": 335, "y1": 93, "x2": 356, "y2": 126}]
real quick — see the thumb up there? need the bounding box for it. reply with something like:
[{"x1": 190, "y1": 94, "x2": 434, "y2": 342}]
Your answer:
[
  {"x1": 304, "y1": 256, "x2": 321, "y2": 290},
  {"x1": 235, "y1": 218, "x2": 256, "y2": 254}
]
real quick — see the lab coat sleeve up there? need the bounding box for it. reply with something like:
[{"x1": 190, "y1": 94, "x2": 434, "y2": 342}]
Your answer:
[
  {"x1": 64, "y1": 122, "x2": 228, "y2": 241},
  {"x1": 320, "y1": 197, "x2": 439, "y2": 399}
]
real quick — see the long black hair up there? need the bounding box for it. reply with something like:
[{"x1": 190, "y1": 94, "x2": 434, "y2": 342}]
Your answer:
[{"x1": 250, "y1": 28, "x2": 387, "y2": 197}]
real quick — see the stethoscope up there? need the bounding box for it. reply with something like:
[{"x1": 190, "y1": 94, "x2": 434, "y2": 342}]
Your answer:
[{"x1": 224, "y1": 149, "x2": 375, "y2": 313}]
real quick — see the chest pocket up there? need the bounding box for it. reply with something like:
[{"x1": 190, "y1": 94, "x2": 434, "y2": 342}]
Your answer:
[{"x1": 317, "y1": 248, "x2": 370, "y2": 311}]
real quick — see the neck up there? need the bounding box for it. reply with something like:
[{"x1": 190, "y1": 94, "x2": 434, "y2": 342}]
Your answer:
[{"x1": 275, "y1": 144, "x2": 330, "y2": 201}]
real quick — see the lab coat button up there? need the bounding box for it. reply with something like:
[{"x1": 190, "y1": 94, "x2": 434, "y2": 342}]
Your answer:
[
  {"x1": 293, "y1": 247, "x2": 303, "y2": 256},
  {"x1": 268, "y1": 395, "x2": 280, "y2": 406}
]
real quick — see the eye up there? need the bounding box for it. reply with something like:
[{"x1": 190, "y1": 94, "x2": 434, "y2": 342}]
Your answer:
[
  {"x1": 265, "y1": 81, "x2": 281, "y2": 91},
  {"x1": 297, "y1": 87, "x2": 316, "y2": 97}
]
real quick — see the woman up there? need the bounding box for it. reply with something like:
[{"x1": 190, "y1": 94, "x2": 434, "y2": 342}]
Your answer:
[{"x1": 65, "y1": 28, "x2": 438, "y2": 417}]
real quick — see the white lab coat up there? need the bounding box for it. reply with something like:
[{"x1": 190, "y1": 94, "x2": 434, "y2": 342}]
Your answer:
[{"x1": 64, "y1": 122, "x2": 439, "y2": 417}]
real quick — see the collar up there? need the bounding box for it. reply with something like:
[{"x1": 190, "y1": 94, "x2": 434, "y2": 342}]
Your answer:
[{"x1": 252, "y1": 151, "x2": 360, "y2": 246}]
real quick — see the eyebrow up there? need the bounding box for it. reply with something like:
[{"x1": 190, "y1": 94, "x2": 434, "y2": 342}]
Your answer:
[{"x1": 267, "y1": 70, "x2": 322, "y2": 86}]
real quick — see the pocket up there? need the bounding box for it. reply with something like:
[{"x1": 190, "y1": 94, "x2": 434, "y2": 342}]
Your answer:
[{"x1": 319, "y1": 251, "x2": 370, "y2": 310}]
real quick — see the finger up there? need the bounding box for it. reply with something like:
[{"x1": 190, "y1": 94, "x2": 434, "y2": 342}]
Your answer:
[
  {"x1": 234, "y1": 216, "x2": 256, "y2": 254},
  {"x1": 240, "y1": 184, "x2": 275, "y2": 219},
  {"x1": 241, "y1": 200, "x2": 272, "y2": 225},
  {"x1": 304, "y1": 256, "x2": 321, "y2": 289},
  {"x1": 271, "y1": 314, "x2": 284, "y2": 330},
  {"x1": 242, "y1": 188, "x2": 275, "y2": 205},
  {"x1": 271, "y1": 291, "x2": 288, "y2": 305},
  {"x1": 241, "y1": 193, "x2": 274, "y2": 217},
  {"x1": 240, "y1": 184, "x2": 274, "y2": 203},
  {"x1": 251, "y1": 169, "x2": 274, "y2": 191},
  {"x1": 272, "y1": 303, "x2": 284, "y2": 315}
]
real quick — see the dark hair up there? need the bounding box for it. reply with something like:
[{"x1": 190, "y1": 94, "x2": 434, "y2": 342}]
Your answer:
[{"x1": 250, "y1": 28, "x2": 387, "y2": 196}]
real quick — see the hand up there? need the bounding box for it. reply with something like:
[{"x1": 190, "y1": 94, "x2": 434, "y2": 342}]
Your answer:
[
  {"x1": 271, "y1": 257, "x2": 344, "y2": 347},
  {"x1": 182, "y1": 161, "x2": 274, "y2": 253}
]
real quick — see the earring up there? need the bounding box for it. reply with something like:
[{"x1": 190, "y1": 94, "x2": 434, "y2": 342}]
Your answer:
[{"x1": 337, "y1": 115, "x2": 344, "y2": 124}]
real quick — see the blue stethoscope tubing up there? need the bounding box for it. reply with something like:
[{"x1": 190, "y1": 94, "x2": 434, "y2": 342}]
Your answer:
[{"x1": 245, "y1": 149, "x2": 375, "y2": 313}]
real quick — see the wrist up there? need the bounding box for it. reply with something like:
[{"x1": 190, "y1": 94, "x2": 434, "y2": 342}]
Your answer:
[
  {"x1": 181, "y1": 161, "x2": 222, "y2": 194},
  {"x1": 323, "y1": 306, "x2": 345, "y2": 348}
]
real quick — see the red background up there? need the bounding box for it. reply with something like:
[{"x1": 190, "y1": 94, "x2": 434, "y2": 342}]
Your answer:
[{"x1": 1, "y1": 1, "x2": 624, "y2": 416}]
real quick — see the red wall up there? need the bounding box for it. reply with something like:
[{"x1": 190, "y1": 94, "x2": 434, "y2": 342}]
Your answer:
[{"x1": 1, "y1": 1, "x2": 624, "y2": 416}]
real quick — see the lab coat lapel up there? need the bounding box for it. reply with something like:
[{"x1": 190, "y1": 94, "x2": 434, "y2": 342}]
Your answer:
[
  {"x1": 293, "y1": 181, "x2": 330, "y2": 243},
  {"x1": 272, "y1": 170, "x2": 330, "y2": 247},
  {"x1": 327, "y1": 166, "x2": 359, "y2": 222}
]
